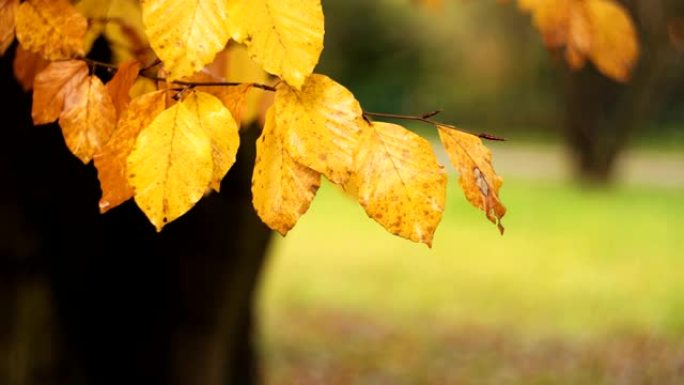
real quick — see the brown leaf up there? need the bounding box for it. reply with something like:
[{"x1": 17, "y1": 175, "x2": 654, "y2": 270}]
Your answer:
[
  {"x1": 59, "y1": 76, "x2": 117, "y2": 163},
  {"x1": 31, "y1": 60, "x2": 88, "y2": 124},
  {"x1": 106, "y1": 60, "x2": 141, "y2": 118},
  {"x1": 94, "y1": 91, "x2": 166, "y2": 213},
  {"x1": 0, "y1": 0, "x2": 18, "y2": 56},
  {"x1": 12, "y1": 45, "x2": 48, "y2": 91},
  {"x1": 437, "y1": 126, "x2": 506, "y2": 233},
  {"x1": 14, "y1": 0, "x2": 87, "y2": 60}
]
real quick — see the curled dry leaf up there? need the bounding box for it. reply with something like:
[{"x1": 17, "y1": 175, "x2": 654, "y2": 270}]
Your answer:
[
  {"x1": 94, "y1": 91, "x2": 166, "y2": 213},
  {"x1": 13, "y1": 45, "x2": 48, "y2": 91},
  {"x1": 106, "y1": 60, "x2": 141, "y2": 118},
  {"x1": 228, "y1": 0, "x2": 324, "y2": 89},
  {"x1": 349, "y1": 122, "x2": 446, "y2": 246},
  {"x1": 31, "y1": 60, "x2": 88, "y2": 124},
  {"x1": 437, "y1": 126, "x2": 506, "y2": 234},
  {"x1": 142, "y1": 0, "x2": 231, "y2": 81},
  {"x1": 275, "y1": 74, "x2": 368, "y2": 185},
  {"x1": 0, "y1": 0, "x2": 18, "y2": 56},
  {"x1": 59, "y1": 76, "x2": 117, "y2": 163},
  {"x1": 14, "y1": 0, "x2": 87, "y2": 60},
  {"x1": 252, "y1": 106, "x2": 321, "y2": 235}
]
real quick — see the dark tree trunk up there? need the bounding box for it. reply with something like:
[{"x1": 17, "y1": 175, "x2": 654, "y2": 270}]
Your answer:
[{"x1": 1, "y1": 47, "x2": 271, "y2": 385}]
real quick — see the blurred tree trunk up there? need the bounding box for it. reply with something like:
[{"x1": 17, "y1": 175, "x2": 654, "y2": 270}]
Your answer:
[
  {"x1": 0, "y1": 46, "x2": 271, "y2": 385},
  {"x1": 564, "y1": 0, "x2": 682, "y2": 183}
]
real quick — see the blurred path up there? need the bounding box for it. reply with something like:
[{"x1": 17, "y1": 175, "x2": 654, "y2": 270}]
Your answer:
[{"x1": 434, "y1": 143, "x2": 684, "y2": 187}]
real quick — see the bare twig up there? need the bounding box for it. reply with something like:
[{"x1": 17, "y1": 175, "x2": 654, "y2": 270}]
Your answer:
[{"x1": 363, "y1": 111, "x2": 505, "y2": 141}]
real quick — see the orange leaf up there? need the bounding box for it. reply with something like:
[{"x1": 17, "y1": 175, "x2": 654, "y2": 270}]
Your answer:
[
  {"x1": 94, "y1": 91, "x2": 166, "y2": 213},
  {"x1": 31, "y1": 60, "x2": 88, "y2": 124},
  {"x1": 0, "y1": 0, "x2": 18, "y2": 56},
  {"x1": 14, "y1": 0, "x2": 87, "y2": 60},
  {"x1": 213, "y1": 84, "x2": 253, "y2": 126},
  {"x1": 106, "y1": 60, "x2": 141, "y2": 118},
  {"x1": 437, "y1": 126, "x2": 506, "y2": 233},
  {"x1": 12, "y1": 45, "x2": 48, "y2": 91},
  {"x1": 59, "y1": 76, "x2": 117, "y2": 163}
]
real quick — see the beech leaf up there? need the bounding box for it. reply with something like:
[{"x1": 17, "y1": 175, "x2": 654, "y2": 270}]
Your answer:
[
  {"x1": 228, "y1": 0, "x2": 324, "y2": 89},
  {"x1": 106, "y1": 60, "x2": 141, "y2": 118},
  {"x1": 275, "y1": 74, "x2": 369, "y2": 185},
  {"x1": 252, "y1": 106, "x2": 321, "y2": 235},
  {"x1": 31, "y1": 60, "x2": 88, "y2": 125},
  {"x1": 349, "y1": 122, "x2": 446, "y2": 246},
  {"x1": 437, "y1": 126, "x2": 506, "y2": 234},
  {"x1": 14, "y1": 0, "x2": 87, "y2": 60},
  {"x1": 94, "y1": 91, "x2": 167, "y2": 213},
  {"x1": 59, "y1": 76, "x2": 117, "y2": 163},
  {"x1": 0, "y1": 0, "x2": 18, "y2": 56},
  {"x1": 13, "y1": 45, "x2": 48, "y2": 91}
]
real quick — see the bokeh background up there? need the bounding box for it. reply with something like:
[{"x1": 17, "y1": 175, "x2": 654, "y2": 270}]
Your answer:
[{"x1": 259, "y1": 0, "x2": 684, "y2": 383}]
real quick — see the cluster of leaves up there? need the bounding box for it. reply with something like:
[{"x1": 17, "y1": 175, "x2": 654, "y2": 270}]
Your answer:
[{"x1": 0, "y1": 0, "x2": 506, "y2": 246}]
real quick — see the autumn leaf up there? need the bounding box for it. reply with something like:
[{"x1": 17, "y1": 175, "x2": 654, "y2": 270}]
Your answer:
[
  {"x1": 59, "y1": 76, "x2": 117, "y2": 163},
  {"x1": 252, "y1": 106, "x2": 321, "y2": 235},
  {"x1": 13, "y1": 45, "x2": 49, "y2": 91},
  {"x1": 206, "y1": 83, "x2": 253, "y2": 127},
  {"x1": 349, "y1": 122, "x2": 446, "y2": 246},
  {"x1": 14, "y1": 0, "x2": 87, "y2": 60},
  {"x1": 31, "y1": 60, "x2": 88, "y2": 124},
  {"x1": 142, "y1": 0, "x2": 231, "y2": 81},
  {"x1": 106, "y1": 60, "x2": 141, "y2": 118},
  {"x1": 437, "y1": 126, "x2": 506, "y2": 233},
  {"x1": 94, "y1": 90, "x2": 166, "y2": 213},
  {"x1": 584, "y1": 0, "x2": 639, "y2": 82},
  {"x1": 275, "y1": 74, "x2": 368, "y2": 185},
  {"x1": 228, "y1": 0, "x2": 324, "y2": 89},
  {"x1": 0, "y1": 0, "x2": 18, "y2": 56}
]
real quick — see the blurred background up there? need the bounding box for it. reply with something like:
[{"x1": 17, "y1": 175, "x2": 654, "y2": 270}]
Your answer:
[{"x1": 259, "y1": 0, "x2": 684, "y2": 383}]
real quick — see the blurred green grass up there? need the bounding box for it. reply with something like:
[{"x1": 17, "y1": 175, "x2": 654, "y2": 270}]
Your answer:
[{"x1": 260, "y1": 177, "x2": 684, "y2": 338}]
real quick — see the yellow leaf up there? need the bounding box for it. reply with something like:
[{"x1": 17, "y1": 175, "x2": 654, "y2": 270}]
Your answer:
[
  {"x1": 15, "y1": 0, "x2": 87, "y2": 60},
  {"x1": 127, "y1": 93, "x2": 215, "y2": 231},
  {"x1": 183, "y1": 91, "x2": 240, "y2": 192},
  {"x1": 350, "y1": 122, "x2": 446, "y2": 246},
  {"x1": 142, "y1": 0, "x2": 231, "y2": 81},
  {"x1": 13, "y1": 45, "x2": 49, "y2": 91},
  {"x1": 565, "y1": 3, "x2": 591, "y2": 70},
  {"x1": 207, "y1": 83, "x2": 253, "y2": 127},
  {"x1": 584, "y1": 0, "x2": 639, "y2": 82},
  {"x1": 94, "y1": 91, "x2": 166, "y2": 213},
  {"x1": 228, "y1": 0, "x2": 324, "y2": 89},
  {"x1": 59, "y1": 76, "x2": 117, "y2": 163},
  {"x1": 31, "y1": 60, "x2": 88, "y2": 124},
  {"x1": 0, "y1": 0, "x2": 18, "y2": 56},
  {"x1": 252, "y1": 106, "x2": 321, "y2": 235},
  {"x1": 106, "y1": 60, "x2": 141, "y2": 119},
  {"x1": 129, "y1": 77, "x2": 158, "y2": 99},
  {"x1": 519, "y1": 0, "x2": 572, "y2": 48},
  {"x1": 275, "y1": 74, "x2": 368, "y2": 185},
  {"x1": 437, "y1": 126, "x2": 506, "y2": 233}
]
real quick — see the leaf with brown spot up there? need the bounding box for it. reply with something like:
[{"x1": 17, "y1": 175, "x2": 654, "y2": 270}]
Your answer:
[
  {"x1": 106, "y1": 60, "x2": 141, "y2": 118},
  {"x1": 12, "y1": 45, "x2": 48, "y2": 91},
  {"x1": 94, "y1": 91, "x2": 166, "y2": 213},
  {"x1": 59, "y1": 76, "x2": 117, "y2": 163},
  {"x1": 252, "y1": 106, "x2": 321, "y2": 235},
  {"x1": 0, "y1": 0, "x2": 18, "y2": 56},
  {"x1": 14, "y1": 0, "x2": 87, "y2": 60},
  {"x1": 31, "y1": 60, "x2": 88, "y2": 124},
  {"x1": 437, "y1": 125, "x2": 506, "y2": 233},
  {"x1": 349, "y1": 121, "x2": 446, "y2": 246}
]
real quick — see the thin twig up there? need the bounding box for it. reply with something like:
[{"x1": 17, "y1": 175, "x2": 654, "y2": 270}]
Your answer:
[{"x1": 363, "y1": 111, "x2": 505, "y2": 141}]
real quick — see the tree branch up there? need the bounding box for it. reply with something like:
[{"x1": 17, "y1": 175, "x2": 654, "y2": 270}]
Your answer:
[{"x1": 363, "y1": 111, "x2": 505, "y2": 141}]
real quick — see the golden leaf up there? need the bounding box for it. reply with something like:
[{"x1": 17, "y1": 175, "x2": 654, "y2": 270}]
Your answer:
[
  {"x1": 252, "y1": 106, "x2": 321, "y2": 235},
  {"x1": 31, "y1": 60, "x2": 88, "y2": 124},
  {"x1": 0, "y1": 0, "x2": 18, "y2": 56},
  {"x1": 15, "y1": 0, "x2": 87, "y2": 60},
  {"x1": 584, "y1": 0, "x2": 639, "y2": 82},
  {"x1": 127, "y1": 93, "x2": 215, "y2": 231},
  {"x1": 59, "y1": 76, "x2": 117, "y2": 163},
  {"x1": 275, "y1": 74, "x2": 368, "y2": 185},
  {"x1": 437, "y1": 126, "x2": 506, "y2": 233},
  {"x1": 142, "y1": 0, "x2": 231, "y2": 81},
  {"x1": 228, "y1": 0, "x2": 324, "y2": 89},
  {"x1": 350, "y1": 122, "x2": 446, "y2": 246},
  {"x1": 13, "y1": 45, "x2": 49, "y2": 91},
  {"x1": 94, "y1": 91, "x2": 166, "y2": 213},
  {"x1": 106, "y1": 60, "x2": 141, "y2": 118}
]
